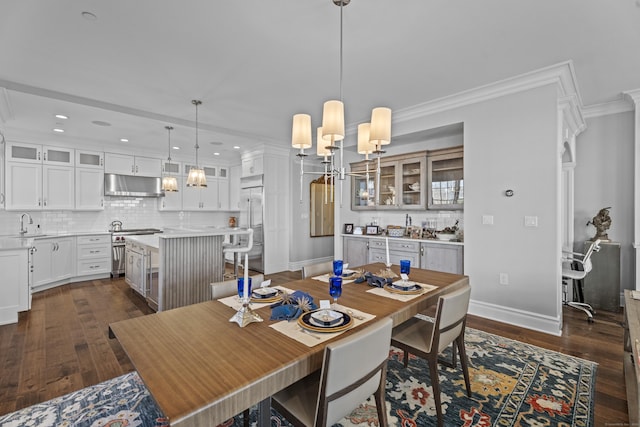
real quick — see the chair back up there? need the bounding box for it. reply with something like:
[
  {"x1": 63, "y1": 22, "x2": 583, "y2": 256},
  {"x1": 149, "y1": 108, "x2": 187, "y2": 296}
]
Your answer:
[
  {"x1": 580, "y1": 239, "x2": 601, "y2": 275},
  {"x1": 301, "y1": 260, "x2": 333, "y2": 279},
  {"x1": 224, "y1": 228, "x2": 254, "y2": 254},
  {"x1": 432, "y1": 284, "x2": 471, "y2": 354},
  {"x1": 211, "y1": 274, "x2": 265, "y2": 299},
  {"x1": 316, "y1": 317, "x2": 392, "y2": 426}
]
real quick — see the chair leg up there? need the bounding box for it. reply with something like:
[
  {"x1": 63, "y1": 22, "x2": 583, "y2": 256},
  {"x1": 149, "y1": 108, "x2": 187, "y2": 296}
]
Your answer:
[
  {"x1": 427, "y1": 356, "x2": 444, "y2": 427},
  {"x1": 374, "y1": 365, "x2": 389, "y2": 427},
  {"x1": 243, "y1": 409, "x2": 250, "y2": 427},
  {"x1": 402, "y1": 349, "x2": 410, "y2": 368},
  {"x1": 455, "y1": 335, "x2": 472, "y2": 397},
  {"x1": 567, "y1": 301, "x2": 595, "y2": 323}
]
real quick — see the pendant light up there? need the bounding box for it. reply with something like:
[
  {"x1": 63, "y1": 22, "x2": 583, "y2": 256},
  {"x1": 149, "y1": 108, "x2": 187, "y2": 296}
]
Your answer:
[
  {"x1": 186, "y1": 99, "x2": 207, "y2": 188},
  {"x1": 161, "y1": 125, "x2": 178, "y2": 192}
]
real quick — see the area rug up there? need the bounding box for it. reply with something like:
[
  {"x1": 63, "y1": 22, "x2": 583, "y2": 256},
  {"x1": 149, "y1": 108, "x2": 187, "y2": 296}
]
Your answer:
[{"x1": 0, "y1": 327, "x2": 596, "y2": 427}]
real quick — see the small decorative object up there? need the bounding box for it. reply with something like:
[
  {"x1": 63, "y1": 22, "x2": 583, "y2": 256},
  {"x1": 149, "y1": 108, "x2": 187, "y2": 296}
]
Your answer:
[
  {"x1": 387, "y1": 226, "x2": 405, "y2": 237},
  {"x1": 329, "y1": 276, "x2": 343, "y2": 309},
  {"x1": 333, "y1": 260, "x2": 344, "y2": 276},
  {"x1": 406, "y1": 225, "x2": 422, "y2": 239},
  {"x1": 586, "y1": 206, "x2": 612, "y2": 241},
  {"x1": 228, "y1": 216, "x2": 237, "y2": 228},
  {"x1": 344, "y1": 223, "x2": 354, "y2": 234},
  {"x1": 377, "y1": 268, "x2": 397, "y2": 281},
  {"x1": 409, "y1": 182, "x2": 420, "y2": 191},
  {"x1": 366, "y1": 225, "x2": 379, "y2": 235},
  {"x1": 353, "y1": 226, "x2": 363, "y2": 235},
  {"x1": 229, "y1": 254, "x2": 263, "y2": 327},
  {"x1": 270, "y1": 291, "x2": 318, "y2": 320},
  {"x1": 505, "y1": 189, "x2": 514, "y2": 197}
]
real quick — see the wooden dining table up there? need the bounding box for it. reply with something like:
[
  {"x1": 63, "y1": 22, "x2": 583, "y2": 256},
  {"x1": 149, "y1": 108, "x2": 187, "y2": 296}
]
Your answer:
[{"x1": 108, "y1": 263, "x2": 469, "y2": 427}]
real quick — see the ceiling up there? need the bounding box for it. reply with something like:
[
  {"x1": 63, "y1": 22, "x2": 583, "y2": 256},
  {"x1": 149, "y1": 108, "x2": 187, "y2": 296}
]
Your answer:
[{"x1": 1, "y1": 0, "x2": 639, "y2": 163}]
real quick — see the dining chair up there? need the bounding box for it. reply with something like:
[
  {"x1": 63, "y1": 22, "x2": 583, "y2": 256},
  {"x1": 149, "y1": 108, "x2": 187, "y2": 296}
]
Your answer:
[
  {"x1": 390, "y1": 284, "x2": 471, "y2": 427},
  {"x1": 271, "y1": 317, "x2": 392, "y2": 427},
  {"x1": 301, "y1": 260, "x2": 333, "y2": 279},
  {"x1": 562, "y1": 239, "x2": 601, "y2": 322},
  {"x1": 210, "y1": 274, "x2": 264, "y2": 300}
]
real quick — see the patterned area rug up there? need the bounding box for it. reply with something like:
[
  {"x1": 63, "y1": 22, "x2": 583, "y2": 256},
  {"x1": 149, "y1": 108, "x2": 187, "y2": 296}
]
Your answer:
[{"x1": 0, "y1": 327, "x2": 596, "y2": 427}]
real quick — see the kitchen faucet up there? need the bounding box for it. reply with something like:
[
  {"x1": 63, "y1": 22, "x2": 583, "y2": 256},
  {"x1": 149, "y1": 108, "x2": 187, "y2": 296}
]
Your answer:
[{"x1": 19, "y1": 213, "x2": 33, "y2": 235}]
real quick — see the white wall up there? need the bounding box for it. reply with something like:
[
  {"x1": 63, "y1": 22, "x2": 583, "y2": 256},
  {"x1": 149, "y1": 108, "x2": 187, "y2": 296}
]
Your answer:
[{"x1": 574, "y1": 111, "x2": 634, "y2": 294}]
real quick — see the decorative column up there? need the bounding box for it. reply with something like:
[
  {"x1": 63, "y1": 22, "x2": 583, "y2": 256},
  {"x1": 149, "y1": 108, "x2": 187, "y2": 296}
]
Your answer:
[{"x1": 625, "y1": 89, "x2": 640, "y2": 289}]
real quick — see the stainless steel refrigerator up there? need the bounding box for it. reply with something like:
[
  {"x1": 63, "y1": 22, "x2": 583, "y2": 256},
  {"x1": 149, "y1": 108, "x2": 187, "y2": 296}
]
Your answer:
[{"x1": 239, "y1": 175, "x2": 264, "y2": 272}]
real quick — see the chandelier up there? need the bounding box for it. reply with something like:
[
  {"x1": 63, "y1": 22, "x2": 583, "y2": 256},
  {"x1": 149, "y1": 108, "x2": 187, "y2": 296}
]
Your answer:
[
  {"x1": 186, "y1": 99, "x2": 207, "y2": 188},
  {"x1": 290, "y1": 0, "x2": 392, "y2": 205},
  {"x1": 161, "y1": 125, "x2": 178, "y2": 192}
]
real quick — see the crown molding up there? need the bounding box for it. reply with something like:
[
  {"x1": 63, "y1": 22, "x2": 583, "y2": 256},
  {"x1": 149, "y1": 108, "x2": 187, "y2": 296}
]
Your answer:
[
  {"x1": 393, "y1": 61, "x2": 583, "y2": 125},
  {"x1": 582, "y1": 98, "x2": 634, "y2": 119},
  {"x1": 624, "y1": 89, "x2": 640, "y2": 105}
]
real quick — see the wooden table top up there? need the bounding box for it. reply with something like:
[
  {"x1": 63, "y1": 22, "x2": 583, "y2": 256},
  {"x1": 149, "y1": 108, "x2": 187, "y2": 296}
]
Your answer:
[{"x1": 109, "y1": 263, "x2": 469, "y2": 426}]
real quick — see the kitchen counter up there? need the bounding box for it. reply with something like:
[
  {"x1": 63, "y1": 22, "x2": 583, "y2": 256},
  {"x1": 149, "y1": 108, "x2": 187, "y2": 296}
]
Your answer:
[
  {"x1": 341, "y1": 233, "x2": 464, "y2": 246},
  {"x1": 0, "y1": 230, "x2": 111, "y2": 251}
]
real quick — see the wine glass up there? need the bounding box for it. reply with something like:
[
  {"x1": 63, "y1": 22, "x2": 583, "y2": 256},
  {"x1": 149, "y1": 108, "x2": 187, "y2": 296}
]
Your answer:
[
  {"x1": 329, "y1": 276, "x2": 343, "y2": 309},
  {"x1": 400, "y1": 260, "x2": 411, "y2": 286},
  {"x1": 333, "y1": 260, "x2": 344, "y2": 276}
]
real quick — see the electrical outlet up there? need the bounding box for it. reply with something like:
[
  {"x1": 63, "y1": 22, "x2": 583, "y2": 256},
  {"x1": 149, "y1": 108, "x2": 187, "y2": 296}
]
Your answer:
[{"x1": 499, "y1": 273, "x2": 509, "y2": 285}]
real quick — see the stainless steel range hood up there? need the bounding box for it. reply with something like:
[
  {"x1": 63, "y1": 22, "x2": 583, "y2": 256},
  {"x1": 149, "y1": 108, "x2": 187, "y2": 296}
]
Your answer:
[{"x1": 104, "y1": 174, "x2": 164, "y2": 197}]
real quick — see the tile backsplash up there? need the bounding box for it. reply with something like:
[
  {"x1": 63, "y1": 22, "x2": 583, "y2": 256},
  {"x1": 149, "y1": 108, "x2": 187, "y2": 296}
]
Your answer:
[{"x1": 0, "y1": 197, "x2": 239, "y2": 235}]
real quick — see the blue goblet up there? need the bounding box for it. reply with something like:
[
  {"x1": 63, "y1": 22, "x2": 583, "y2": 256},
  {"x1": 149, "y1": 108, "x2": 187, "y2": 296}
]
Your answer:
[
  {"x1": 329, "y1": 276, "x2": 343, "y2": 309},
  {"x1": 400, "y1": 260, "x2": 411, "y2": 285},
  {"x1": 333, "y1": 260, "x2": 344, "y2": 276}
]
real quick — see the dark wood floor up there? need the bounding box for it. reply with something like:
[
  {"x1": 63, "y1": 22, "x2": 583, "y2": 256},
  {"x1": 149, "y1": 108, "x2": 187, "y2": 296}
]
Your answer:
[{"x1": 0, "y1": 269, "x2": 628, "y2": 425}]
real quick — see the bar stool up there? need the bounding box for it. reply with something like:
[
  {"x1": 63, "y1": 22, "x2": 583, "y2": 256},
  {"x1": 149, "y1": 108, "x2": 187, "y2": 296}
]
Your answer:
[{"x1": 223, "y1": 228, "x2": 253, "y2": 279}]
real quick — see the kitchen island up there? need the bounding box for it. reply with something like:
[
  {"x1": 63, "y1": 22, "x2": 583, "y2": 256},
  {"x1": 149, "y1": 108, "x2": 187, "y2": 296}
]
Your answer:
[{"x1": 126, "y1": 227, "x2": 250, "y2": 311}]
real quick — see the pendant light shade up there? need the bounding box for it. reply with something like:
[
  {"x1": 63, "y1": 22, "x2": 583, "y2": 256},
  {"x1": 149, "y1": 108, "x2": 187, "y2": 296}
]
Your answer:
[
  {"x1": 369, "y1": 107, "x2": 392, "y2": 147},
  {"x1": 321, "y1": 100, "x2": 345, "y2": 142},
  {"x1": 357, "y1": 123, "x2": 375, "y2": 155},
  {"x1": 162, "y1": 125, "x2": 178, "y2": 192},
  {"x1": 317, "y1": 127, "x2": 332, "y2": 157},
  {"x1": 186, "y1": 100, "x2": 207, "y2": 188},
  {"x1": 291, "y1": 114, "x2": 312, "y2": 150}
]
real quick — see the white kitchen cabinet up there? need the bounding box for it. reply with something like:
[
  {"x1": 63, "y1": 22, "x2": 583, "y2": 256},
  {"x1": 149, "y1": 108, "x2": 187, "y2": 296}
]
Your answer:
[
  {"x1": 32, "y1": 237, "x2": 75, "y2": 289},
  {"x1": 0, "y1": 249, "x2": 29, "y2": 324},
  {"x1": 105, "y1": 153, "x2": 161, "y2": 177},
  {"x1": 421, "y1": 242, "x2": 463, "y2": 274},
  {"x1": 159, "y1": 160, "x2": 182, "y2": 211},
  {"x1": 182, "y1": 164, "x2": 224, "y2": 210},
  {"x1": 75, "y1": 167, "x2": 104, "y2": 210},
  {"x1": 125, "y1": 241, "x2": 145, "y2": 296},
  {"x1": 368, "y1": 238, "x2": 421, "y2": 266},
  {"x1": 5, "y1": 143, "x2": 75, "y2": 210},
  {"x1": 75, "y1": 234, "x2": 111, "y2": 277},
  {"x1": 229, "y1": 165, "x2": 241, "y2": 210},
  {"x1": 76, "y1": 150, "x2": 104, "y2": 169},
  {"x1": 242, "y1": 156, "x2": 263, "y2": 177},
  {"x1": 343, "y1": 237, "x2": 368, "y2": 268},
  {"x1": 218, "y1": 167, "x2": 230, "y2": 210}
]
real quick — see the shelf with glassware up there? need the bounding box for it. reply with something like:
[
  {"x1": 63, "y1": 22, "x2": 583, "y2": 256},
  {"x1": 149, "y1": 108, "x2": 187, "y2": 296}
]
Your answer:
[
  {"x1": 350, "y1": 152, "x2": 426, "y2": 210},
  {"x1": 427, "y1": 146, "x2": 463, "y2": 210}
]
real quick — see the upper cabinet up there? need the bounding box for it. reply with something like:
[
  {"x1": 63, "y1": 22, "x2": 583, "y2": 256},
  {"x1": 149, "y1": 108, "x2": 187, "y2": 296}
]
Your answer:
[
  {"x1": 427, "y1": 146, "x2": 463, "y2": 210},
  {"x1": 75, "y1": 150, "x2": 104, "y2": 211},
  {"x1": 105, "y1": 153, "x2": 161, "y2": 177},
  {"x1": 351, "y1": 152, "x2": 426, "y2": 211},
  {"x1": 5, "y1": 142, "x2": 75, "y2": 210}
]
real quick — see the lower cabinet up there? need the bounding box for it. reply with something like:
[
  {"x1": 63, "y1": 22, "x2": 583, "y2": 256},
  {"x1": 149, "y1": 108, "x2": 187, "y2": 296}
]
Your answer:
[
  {"x1": 32, "y1": 237, "x2": 75, "y2": 289},
  {"x1": 343, "y1": 236, "x2": 463, "y2": 274},
  {"x1": 343, "y1": 237, "x2": 368, "y2": 268},
  {"x1": 0, "y1": 249, "x2": 29, "y2": 324},
  {"x1": 76, "y1": 235, "x2": 111, "y2": 277},
  {"x1": 421, "y1": 242, "x2": 463, "y2": 274}
]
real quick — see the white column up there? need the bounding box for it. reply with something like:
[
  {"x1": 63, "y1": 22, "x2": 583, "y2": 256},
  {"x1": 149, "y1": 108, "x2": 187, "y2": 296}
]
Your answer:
[{"x1": 625, "y1": 90, "x2": 640, "y2": 289}]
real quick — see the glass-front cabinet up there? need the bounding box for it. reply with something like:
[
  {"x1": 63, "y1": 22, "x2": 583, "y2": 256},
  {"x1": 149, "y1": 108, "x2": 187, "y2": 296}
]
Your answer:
[
  {"x1": 427, "y1": 146, "x2": 463, "y2": 210},
  {"x1": 350, "y1": 152, "x2": 426, "y2": 210}
]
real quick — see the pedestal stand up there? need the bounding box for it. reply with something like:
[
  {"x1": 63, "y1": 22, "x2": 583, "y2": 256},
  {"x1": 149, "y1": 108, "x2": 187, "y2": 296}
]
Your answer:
[{"x1": 229, "y1": 298, "x2": 263, "y2": 327}]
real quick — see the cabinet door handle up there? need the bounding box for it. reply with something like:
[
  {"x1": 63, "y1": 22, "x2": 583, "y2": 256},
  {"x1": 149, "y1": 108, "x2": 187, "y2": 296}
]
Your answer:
[
  {"x1": 44, "y1": 199, "x2": 47, "y2": 207},
  {"x1": 421, "y1": 246, "x2": 424, "y2": 256}
]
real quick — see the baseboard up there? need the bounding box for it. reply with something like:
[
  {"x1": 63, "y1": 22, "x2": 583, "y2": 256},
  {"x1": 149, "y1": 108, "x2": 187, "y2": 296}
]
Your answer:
[
  {"x1": 469, "y1": 299, "x2": 562, "y2": 336},
  {"x1": 288, "y1": 256, "x2": 333, "y2": 274}
]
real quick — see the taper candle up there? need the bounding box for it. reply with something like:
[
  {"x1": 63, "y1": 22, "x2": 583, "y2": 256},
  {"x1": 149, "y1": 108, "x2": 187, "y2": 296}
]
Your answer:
[
  {"x1": 385, "y1": 237, "x2": 390, "y2": 266},
  {"x1": 243, "y1": 254, "x2": 249, "y2": 301}
]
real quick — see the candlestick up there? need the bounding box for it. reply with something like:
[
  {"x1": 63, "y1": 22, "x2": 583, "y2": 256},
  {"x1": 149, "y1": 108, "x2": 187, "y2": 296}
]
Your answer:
[{"x1": 385, "y1": 237, "x2": 390, "y2": 266}]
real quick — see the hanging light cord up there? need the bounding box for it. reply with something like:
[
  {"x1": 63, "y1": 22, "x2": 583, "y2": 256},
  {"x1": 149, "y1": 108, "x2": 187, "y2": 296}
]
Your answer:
[
  {"x1": 192, "y1": 100, "x2": 202, "y2": 168},
  {"x1": 339, "y1": 1, "x2": 344, "y2": 102},
  {"x1": 166, "y1": 126, "x2": 173, "y2": 163}
]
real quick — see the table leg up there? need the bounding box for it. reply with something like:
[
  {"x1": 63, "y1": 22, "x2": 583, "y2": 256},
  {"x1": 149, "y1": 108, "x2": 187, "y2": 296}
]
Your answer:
[{"x1": 258, "y1": 396, "x2": 271, "y2": 426}]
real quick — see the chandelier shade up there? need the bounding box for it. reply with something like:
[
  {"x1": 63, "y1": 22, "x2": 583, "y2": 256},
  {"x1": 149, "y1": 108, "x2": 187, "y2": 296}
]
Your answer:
[
  {"x1": 357, "y1": 123, "x2": 375, "y2": 155},
  {"x1": 186, "y1": 99, "x2": 207, "y2": 188},
  {"x1": 292, "y1": 114, "x2": 312, "y2": 150},
  {"x1": 369, "y1": 107, "x2": 392, "y2": 147},
  {"x1": 317, "y1": 127, "x2": 333, "y2": 157},
  {"x1": 321, "y1": 100, "x2": 345, "y2": 142}
]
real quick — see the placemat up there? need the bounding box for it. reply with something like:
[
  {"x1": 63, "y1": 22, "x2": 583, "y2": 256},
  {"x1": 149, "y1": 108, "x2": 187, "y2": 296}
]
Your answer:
[
  {"x1": 269, "y1": 306, "x2": 375, "y2": 347},
  {"x1": 217, "y1": 286, "x2": 294, "y2": 311},
  {"x1": 366, "y1": 282, "x2": 437, "y2": 302},
  {"x1": 312, "y1": 273, "x2": 356, "y2": 284}
]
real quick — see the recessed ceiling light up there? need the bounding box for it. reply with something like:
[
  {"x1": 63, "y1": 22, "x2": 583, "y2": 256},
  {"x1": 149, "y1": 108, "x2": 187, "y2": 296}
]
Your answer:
[
  {"x1": 233, "y1": 146, "x2": 240, "y2": 150},
  {"x1": 53, "y1": 128, "x2": 64, "y2": 133},
  {"x1": 209, "y1": 141, "x2": 223, "y2": 146},
  {"x1": 81, "y1": 11, "x2": 97, "y2": 21},
  {"x1": 213, "y1": 152, "x2": 220, "y2": 156},
  {"x1": 92, "y1": 120, "x2": 111, "y2": 127},
  {"x1": 120, "y1": 138, "x2": 129, "y2": 142},
  {"x1": 55, "y1": 114, "x2": 68, "y2": 120},
  {"x1": 172, "y1": 146, "x2": 180, "y2": 150}
]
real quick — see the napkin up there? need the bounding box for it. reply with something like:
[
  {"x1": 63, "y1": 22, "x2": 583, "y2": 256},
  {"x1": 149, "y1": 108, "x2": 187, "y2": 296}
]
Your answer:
[
  {"x1": 364, "y1": 273, "x2": 393, "y2": 288},
  {"x1": 270, "y1": 290, "x2": 318, "y2": 321}
]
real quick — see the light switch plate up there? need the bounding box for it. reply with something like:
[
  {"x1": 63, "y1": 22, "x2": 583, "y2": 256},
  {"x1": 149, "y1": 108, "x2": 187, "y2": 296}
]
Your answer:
[
  {"x1": 524, "y1": 216, "x2": 538, "y2": 227},
  {"x1": 482, "y1": 215, "x2": 494, "y2": 225}
]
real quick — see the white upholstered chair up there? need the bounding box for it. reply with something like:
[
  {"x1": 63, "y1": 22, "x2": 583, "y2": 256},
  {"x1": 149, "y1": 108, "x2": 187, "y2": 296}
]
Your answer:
[
  {"x1": 210, "y1": 274, "x2": 264, "y2": 300},
  {"x1": 390, "y1": 284, "x2": 472, "y2": 427},
  {"x1": 562, "y1": 239, "x2": 601, "y2": 322},
  {"x1": 271, "y1": 317, "x2": 392, "y2": 427},
  {"x1": 301, "y1": 260, "x2": 333, "y2": 279}
]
